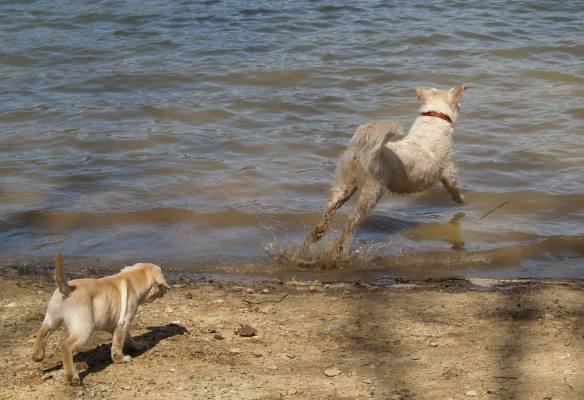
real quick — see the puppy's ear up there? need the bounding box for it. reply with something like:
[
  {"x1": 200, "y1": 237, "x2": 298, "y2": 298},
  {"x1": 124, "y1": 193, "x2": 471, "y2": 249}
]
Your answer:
[
  {"x1": 416, "y1": 87, "x2": 433, "y2": 102},
  {"x1": 152, "y1": 268, "x2": 171, "y2": 289},
  {"x1": 449, "y1": 84, "x2": 466, "y2": 105}
]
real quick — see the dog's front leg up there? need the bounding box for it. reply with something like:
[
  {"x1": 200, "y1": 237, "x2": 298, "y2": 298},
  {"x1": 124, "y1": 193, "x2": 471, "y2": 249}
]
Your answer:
[
  {"x1": 111, "y1": 324, "x2": 132, "y2": 363},
  {"x1": 441, "y1": 162, "x2": 464, "y2": 204}
]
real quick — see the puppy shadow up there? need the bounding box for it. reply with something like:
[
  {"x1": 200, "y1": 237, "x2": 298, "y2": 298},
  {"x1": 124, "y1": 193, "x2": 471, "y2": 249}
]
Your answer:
[{"x1": 43, "y1": 323, "x2": 187, "y2": 383}]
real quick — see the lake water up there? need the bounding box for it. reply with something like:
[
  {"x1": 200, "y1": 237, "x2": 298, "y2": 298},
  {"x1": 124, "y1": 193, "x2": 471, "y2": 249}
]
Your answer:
[{"x1": 1, "y1": 0, "x2": 583, "y2": 280}]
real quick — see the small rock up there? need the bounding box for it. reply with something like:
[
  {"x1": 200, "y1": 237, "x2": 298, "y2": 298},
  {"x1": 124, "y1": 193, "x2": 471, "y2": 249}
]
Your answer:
[
  {"x1": 324, "y1": 368, "x2": 341, "y2": 377},
  {"x1": 390, "y1": 395, "x2": 404, "y2": 400},
  {"x1": 235, "y1": 324, "x2": 257, "y2": 337},
  {"x1": 286, "y1": 353, "x2": 296, "y2": 359},
  {"x1": 252, "y1": 352, "x2": 263, "y2": 357},
  {"x1": 465, "y1": 390, "x2": 478, "y2": 396},
  {"x1": 185, "y1": 293, "x2": 193, "y2": 299},
  {"x1": 410, "y1": 354, "x2": 421, "y2": 360},
  {"x1": 119, "y1": 384, "x2": 131, "y2": 390},
  {"x1": 76, "y1": 389, "x2": 84, "y2": 397},
  {"x1": 287, "y1": 388, "x2": 297, "y2": 395},
  {"x1": 429, "y1": 341, "x2": 439, "y2": 347},
  {"x1": 245, "y1": 288, "x2": 255, "y2": 294},
  {"x1": 262, "y1": 288, "x2": 270, "y2": 294},
  {"x1": 165, "y1": 306, "x2": 174, "y2": 313},
  {"x1": 363, "y1": 378, "x2": 373, "y2": 384},
  {"x1": 211, "y1": 299, "x2": 225, "y2": 304},
  {"x1": 229, "y1": 348, "x2": 241, "y2": 355},
  {"x1": 4, "y1": 302, "x2": 16, "y2": 308},
  {"x1": 487, "y1": 388, "x2": 496, "y2": 394},
  {"x1": 213, "y1": 333, "x2": 224, "y2": 340}
]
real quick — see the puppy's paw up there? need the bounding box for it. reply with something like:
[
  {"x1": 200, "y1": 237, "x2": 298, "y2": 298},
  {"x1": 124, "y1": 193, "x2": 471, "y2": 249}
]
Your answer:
[
  {"x1": 68, "y1": 373, "x2": 81, "y2": 386},
  {"x1": 453, "y1": 193, "x2": 465, "y2": 204},
  {"x1": 31, "y1": 350, "x2": 44, "y2": 362},
  {"x1": 112, "y1": 353, "x2": 132, "y2": 363}
]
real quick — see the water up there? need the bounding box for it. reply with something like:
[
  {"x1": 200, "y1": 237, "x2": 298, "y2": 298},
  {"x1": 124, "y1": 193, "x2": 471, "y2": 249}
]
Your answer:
[{"x1": 1, "y1": 0, "x2": 583, "y2": 280}]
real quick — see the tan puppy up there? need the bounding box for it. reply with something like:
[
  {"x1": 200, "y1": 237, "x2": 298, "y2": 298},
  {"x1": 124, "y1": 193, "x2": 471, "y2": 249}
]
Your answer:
[
  {"x1": 308, "y1": 85, "x2": 466, "y2": 262},
  {"x1": 32, "y1": 254, "x2": 170, "y2": 384}
]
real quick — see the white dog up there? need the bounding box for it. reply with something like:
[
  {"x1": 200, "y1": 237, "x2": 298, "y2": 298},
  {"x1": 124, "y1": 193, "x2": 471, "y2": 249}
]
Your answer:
[
  {"x1": 32, "y1": 253, "x2": 170, "y2": 384},
  {"x1": 308, "y1": 85, "x2": 466, "y2": 264}
]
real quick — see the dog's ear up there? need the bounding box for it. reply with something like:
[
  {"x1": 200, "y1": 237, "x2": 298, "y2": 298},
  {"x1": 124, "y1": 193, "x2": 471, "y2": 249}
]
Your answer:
[
  {"x1": 416, "y1": 87, "x2": 434, "y2": 102},
  {"x1": 152, "y1": 267, "x2": 171, "y2": 289},
  {"x1": 449, "y1": 84, "x2": 466, "y2": 105}
]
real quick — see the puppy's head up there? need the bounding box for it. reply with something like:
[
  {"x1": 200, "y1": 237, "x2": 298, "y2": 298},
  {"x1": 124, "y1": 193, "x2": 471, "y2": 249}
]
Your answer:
[
  {"x1": 139, "y1": 264, "x2": 171, "y2": 303},
  {"x1": 416, "y1": 84, "x2": 467, "y2": 123}
]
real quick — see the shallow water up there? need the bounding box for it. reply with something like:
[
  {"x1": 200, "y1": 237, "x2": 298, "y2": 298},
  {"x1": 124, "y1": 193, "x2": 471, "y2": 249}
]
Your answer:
[{"x1": 1, "y1": 1, "x2": 583, "y2": 279}]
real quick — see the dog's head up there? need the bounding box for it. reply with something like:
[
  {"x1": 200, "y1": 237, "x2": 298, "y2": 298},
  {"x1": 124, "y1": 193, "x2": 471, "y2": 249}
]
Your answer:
[
  {"x1": 416, "y1": 84, "x2": 467, "y2": 123},
  {"x1": 123, "y1": 263, "x2": 170, "y2": 304}
]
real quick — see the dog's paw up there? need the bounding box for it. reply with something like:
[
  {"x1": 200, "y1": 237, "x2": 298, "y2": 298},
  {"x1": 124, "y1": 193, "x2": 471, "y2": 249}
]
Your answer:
[
  {"x1": 112, "y1": 353, "x2": 132, "y2": 363},
  {"x1": 453, "y1": 193, "x2": 465, "y2": 204},
  {"x1": 31, "y1": 351, "x2": 44, "y2": 362},
  {"x1": 68, "y1": 373, "x2": 81, "y2": 386}
]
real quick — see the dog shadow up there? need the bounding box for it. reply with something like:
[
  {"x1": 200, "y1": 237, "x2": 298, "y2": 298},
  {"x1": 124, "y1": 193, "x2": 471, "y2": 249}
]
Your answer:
[{"x1": 43, "y1": 323, "x2": 187, "y2": 383}]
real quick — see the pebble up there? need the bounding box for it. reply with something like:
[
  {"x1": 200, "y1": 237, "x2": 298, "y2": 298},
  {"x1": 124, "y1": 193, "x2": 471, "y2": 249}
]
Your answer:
[
  {"x1": 487, "y1": 388, "x2": 496, "y2": 394},
  {"x1": 324, "y1": 368, "x2": 341, "y2": 377},
  {"x1": 465, "y1": 390, "x2": 478, "y2": 396},
  {"x1": 185, "y1": 293, "x2": 193, "y2": 299},
  {"x1": 262, "y1": 289, "x2": 270, "y2": 294},
  {"x1": 429, "y1": 341, "x2": 439, "y2": 347},
  {"x1": 211, "y1": 299, "x2": 225, "y2": 304},
  {"x1": 410, "y1": 354, "x2": 421, "y2": 360},
  {"x1": 165, "y1": 306, "x2": 174, "y2": 313},
  {"x1": 119, "y1": 384, "x2": 131, "y2": 390},
  {"x1": 287, "y1": 388, "x2": 298, "y2": 395},
  {"x1": 228, "y1": 348, "x2": 241, "y2": 355},
  {"x1": 213, "y1": 333, "x2": 224, "y2": 340},
  {"x1": 235, "y1": 324, "x2": 257, "y2": 337},
  {"x1": 390, "y1": 395, "x2": 404, "y2": 400}
]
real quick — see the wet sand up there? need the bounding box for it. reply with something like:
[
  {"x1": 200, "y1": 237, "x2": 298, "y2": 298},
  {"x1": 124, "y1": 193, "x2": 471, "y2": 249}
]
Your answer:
[{"x1": 1, "y1": 270, "x2": 583, "y2": 399}]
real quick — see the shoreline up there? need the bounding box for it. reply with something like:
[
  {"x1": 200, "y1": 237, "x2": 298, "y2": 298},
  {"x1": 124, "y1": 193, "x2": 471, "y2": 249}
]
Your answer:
[{"x1": 1, "y1": 270, "x2": 583, "y2": 399}]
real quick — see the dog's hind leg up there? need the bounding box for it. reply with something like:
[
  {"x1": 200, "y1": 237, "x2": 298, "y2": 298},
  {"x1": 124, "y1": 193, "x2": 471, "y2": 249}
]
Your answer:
[
  {"x1": 334, "y1": 180, "x2": 385, "y2": 259},
  {"x1": 309, "y1": 183, "x2": 357, "y2": 243},
  {"x1": 62, "y1": 326, "x2": 92, "y2": 385},
  {"x1": 32, "y1": 311, "x2": 62, "y2": 361},
  {"x1": 441, "y1": 162, "x2": 464, "y2": 204}
]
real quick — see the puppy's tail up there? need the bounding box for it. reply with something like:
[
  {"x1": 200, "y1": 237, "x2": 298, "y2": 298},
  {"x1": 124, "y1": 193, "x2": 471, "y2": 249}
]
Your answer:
[
  {"x1": 345, "y1": 119, "x2": 403, "y2": 177},
  {"x1": 54, "y1": 252, "x2": 72, "y2": 297}
]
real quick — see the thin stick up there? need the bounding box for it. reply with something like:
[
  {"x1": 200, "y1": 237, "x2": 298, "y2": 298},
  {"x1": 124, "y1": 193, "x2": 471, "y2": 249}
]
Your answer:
[
  {"x1": 480, "y1": 201, "x2": 509, "y2": 220},
  {"x1": 242, "y1": 292, "x2": 290, "y2": 305}
]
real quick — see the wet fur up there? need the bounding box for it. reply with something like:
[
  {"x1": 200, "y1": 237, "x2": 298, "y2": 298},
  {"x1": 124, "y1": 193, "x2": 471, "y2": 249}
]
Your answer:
[
  {"x1": 308, "y1": 85, "x2": 466, "y2": 265},
  {"x1": 31, "y1": 254, "x2": 170, "y2": 385}
]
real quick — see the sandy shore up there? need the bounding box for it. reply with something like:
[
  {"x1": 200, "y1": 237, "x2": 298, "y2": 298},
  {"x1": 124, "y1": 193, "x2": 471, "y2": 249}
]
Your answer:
[{"x1": 1, "y1": 271, "x2": 583, "y2": 400}]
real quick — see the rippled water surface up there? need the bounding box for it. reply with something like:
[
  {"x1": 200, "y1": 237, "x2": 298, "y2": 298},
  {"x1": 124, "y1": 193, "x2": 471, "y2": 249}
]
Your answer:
[{"x1": 1, "y1": 1, "x2": 583, "y2": 279}]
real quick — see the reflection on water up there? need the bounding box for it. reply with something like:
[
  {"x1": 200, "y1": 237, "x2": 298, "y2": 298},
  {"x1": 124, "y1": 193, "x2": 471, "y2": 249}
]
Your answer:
[{"x1": 0, "y1": 1, "x2": 583, "y2": 278}]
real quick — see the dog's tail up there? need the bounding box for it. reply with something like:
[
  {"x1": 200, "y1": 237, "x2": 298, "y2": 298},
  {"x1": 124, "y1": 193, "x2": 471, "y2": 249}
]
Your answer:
[
  {"x1": 54, "y1": 252, "x2": 72, "y2": 297},
  {"x1": 345, "y1": 119, "x2": 403, "y2": 177}
]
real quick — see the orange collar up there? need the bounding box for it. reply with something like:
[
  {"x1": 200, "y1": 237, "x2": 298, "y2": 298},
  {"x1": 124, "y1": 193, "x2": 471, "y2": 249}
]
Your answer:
[{"x1": 420, "y1": 111, "x2": 452, "y2": 124}]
